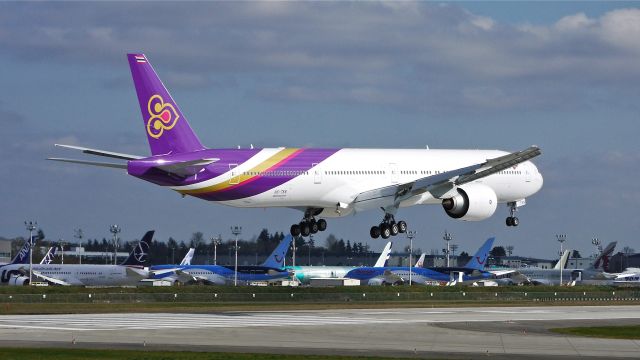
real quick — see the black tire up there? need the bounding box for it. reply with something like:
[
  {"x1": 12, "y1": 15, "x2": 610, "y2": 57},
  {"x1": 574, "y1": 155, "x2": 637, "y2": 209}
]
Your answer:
[
  {"x1": 397, "y1": 221, "x2": 407, "y2": 233},
  {"x1": 370, "y1": 226, "x2": 381, "y2": 239},
  {"x1": 290, "y1": 224, "x2": 301, "y2": 237},
  {"x1": 390, "y1": 223, "x2": 399, "y2": 236},
  {"x1": 380, "y1": 224, "x2": 391, "y2": 239},
  {"x1": 300, "y1": 222, "x2": 311, "y2": 237},
  {"x1": 506, "y1": 217, "x2": 513, "y2": 226},
  {"x1": 512, "y1": 217, "x2": 519, "y2": 226},
  {"x1": 310, "y1": 220, "x2": 319, "y2": 234},
  {"x1": 317, "y1": 219, "x2": 327, "y2": 231}
]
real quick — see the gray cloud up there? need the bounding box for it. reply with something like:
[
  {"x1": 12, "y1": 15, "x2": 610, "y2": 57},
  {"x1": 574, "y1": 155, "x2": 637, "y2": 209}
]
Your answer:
[{"x1": 0, "y1": 3, "x2": 638, "y2": 115}]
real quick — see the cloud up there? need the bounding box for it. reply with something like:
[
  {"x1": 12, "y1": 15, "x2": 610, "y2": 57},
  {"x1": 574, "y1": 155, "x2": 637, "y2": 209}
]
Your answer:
[{"x1": 0, "y1": 3, "x2": 638, "y2": 115}]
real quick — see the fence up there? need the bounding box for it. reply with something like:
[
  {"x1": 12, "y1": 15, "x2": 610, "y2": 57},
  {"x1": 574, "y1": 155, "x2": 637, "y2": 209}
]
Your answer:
[{"x1": 2, "y1": 290, "x2": 640, "y2": 304}]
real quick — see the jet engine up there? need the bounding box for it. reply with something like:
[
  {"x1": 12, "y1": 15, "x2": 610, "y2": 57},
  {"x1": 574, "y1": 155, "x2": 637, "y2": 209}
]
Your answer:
[
  {"x1": 441, "y1": 183, "x2": 497, "y2": 221},
  {"x1": 8, "y1": 275, "x2": 30, "y2": 286}
]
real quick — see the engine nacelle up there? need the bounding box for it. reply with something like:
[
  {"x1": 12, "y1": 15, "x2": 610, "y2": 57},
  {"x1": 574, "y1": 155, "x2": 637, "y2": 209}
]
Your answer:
[
  {"x1": 441, "y1": 183, "x2": 497, "y2": 221},
  {"x1": 8, "y1": 275, "x2": 30, "y2": 286}
]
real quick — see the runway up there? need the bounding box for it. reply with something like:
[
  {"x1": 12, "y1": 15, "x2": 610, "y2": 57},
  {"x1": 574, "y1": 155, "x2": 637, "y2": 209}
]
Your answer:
[{"x1": 1, "y1": 305, "x2": 639, "y2": 358}]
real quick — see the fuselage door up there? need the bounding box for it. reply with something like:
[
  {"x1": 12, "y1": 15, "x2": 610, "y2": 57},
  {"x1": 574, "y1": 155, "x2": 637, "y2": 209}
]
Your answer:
[
  {"x1": 313, "y1": 163, "x2": 322, "y2": 184},
  {"x1": 229, "y1": 164, "x2": 239, "y2": 184},
  {"x1": 389, "y1": 163, "x2": 398, "y2": 184}
]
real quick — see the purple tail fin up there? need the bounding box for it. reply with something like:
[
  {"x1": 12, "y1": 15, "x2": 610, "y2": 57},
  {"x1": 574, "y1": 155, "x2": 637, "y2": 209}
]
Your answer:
[{"x1": 127, "y1": 54, "x2": 204, "y2": 156}]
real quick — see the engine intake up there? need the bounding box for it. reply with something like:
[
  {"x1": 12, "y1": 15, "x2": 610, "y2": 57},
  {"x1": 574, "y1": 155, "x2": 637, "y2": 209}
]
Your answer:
[{"x1": 442, "y1": 183, "x2": 497, "y2": 221}]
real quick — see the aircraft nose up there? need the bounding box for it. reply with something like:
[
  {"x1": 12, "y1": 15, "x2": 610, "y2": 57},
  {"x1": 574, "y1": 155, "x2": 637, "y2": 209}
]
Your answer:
[{"x1": 531, "y1": 163, "x2": 543, "y2": 194}]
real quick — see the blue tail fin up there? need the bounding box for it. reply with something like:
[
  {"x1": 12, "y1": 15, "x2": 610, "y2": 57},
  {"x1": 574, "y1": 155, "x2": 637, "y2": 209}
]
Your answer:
[
  {"x1": 464, "y1": 237, "x2": 495, "y2": 271},
  {"x1": 261, "y1": 235, "x2": 293, "y2": 268},
  {"x1": 120, "y1": 230, "x2": 153, "y2": 266},
  {"x1": 10, "y1": 237, "x2": 33, "y2": 265},
  {"x1": 127, "y1": 54, "x2": 204, "y2": 156}
]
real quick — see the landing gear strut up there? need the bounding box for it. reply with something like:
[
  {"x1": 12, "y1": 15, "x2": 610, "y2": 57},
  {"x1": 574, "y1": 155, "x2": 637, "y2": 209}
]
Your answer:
[
  {"x1": 290, "y1": 209, "x2": 327, "y2": 237},
  {"x1": 370, "y1": 213, "x2": 407, "y2": 239},
  {"x1": 506, "y1": 201, "x2": 519, "y2": 227}
]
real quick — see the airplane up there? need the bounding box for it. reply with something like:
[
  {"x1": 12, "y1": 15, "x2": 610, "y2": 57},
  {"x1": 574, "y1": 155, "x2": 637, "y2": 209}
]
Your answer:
[
  {"x1": 287, "y1": 241, "x2": 393, "y2": 284},
  {"x1": 494, "y1": 242, "x2": 618, "y2": 286},
  {"x1": 150, "y1": 234, "x2": 293, "y2": 285},
  {"x1": 0, "y1": 231, "x2": 153, "y2": 286},
  {"x1": 48, "y1": 53, "x2": 543, "y2": 239},
  {"x1": 344, "y1": 237, "x2": 494, "y2": 285}
]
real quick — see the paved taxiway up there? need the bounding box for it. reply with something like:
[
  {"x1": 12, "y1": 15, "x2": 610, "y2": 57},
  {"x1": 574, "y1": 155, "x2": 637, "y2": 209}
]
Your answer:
[{"x1": 1, "y1": 305, "x2": 639, "y2": 358}]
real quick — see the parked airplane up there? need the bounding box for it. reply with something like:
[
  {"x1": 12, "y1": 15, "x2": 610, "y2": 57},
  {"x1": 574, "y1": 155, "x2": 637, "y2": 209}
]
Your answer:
[
  {"x1": 151, "y1": 234, "x2": 293, "y2": 285},
  {"x1": 0, "y1": 231, "x2": 153, "y2": 286},
  {"x1": 0, "y1": 239, "x2": 32, "y2": 277},
  {"x1": 49, "y1": 54, "x2": 543, "y2": 239},
  {"x1": 345, "y1": 237, "x2": 494, "y2": 285},
  {"x1": 496, "y1": 242, "x2": 618, "y2": 285},
  {"x1": 288, "y1": 241, "x2": 393, "y2": 284}
]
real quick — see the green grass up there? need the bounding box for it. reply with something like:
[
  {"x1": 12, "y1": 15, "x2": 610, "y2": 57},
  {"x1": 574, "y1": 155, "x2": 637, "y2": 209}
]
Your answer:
[
  {"x1": 549, "y1": 325, "x2": 640, "y2": 339},
  {"x1": 0, "y1": 348, "x2": 402, "y2": 360}
]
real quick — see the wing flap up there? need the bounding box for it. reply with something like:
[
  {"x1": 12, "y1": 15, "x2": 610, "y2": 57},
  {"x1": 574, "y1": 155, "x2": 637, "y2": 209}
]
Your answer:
[{"x1": 32, "y1": 271, "x2": 71, "y2": 286}]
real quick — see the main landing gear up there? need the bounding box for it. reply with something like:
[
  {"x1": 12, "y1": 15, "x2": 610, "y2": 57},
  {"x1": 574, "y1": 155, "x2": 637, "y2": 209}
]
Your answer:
[
  {"x1": 290, "y1": 210, "x2": 327, "y2": 237},
  {"x1": 506, "y1": 201, "x2": 519, "y2": 227},
  {"x1": 369, "y1": 213, "x2": 407, "y2": 239}
]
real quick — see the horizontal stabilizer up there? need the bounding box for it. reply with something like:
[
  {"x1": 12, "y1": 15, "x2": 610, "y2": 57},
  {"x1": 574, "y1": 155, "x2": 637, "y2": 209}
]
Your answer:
[
  {"x1": 55, "y1": 144, "x2": 143, "y2": 160},
  {"x1": 47, "y1": 158, "x2": 127, "y2": 169},
  {"x1": 153, "y1": 158, "x2": 219, "y2": 177}
]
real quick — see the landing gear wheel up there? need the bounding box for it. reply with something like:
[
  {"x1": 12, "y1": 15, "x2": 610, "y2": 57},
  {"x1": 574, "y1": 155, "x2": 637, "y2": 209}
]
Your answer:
[
  {"x1": 397, "y1": 221, "x2": 407, "y2": 233},
  {"x1": 370, "y1": 226, "x2": 381, "y2": 239},
  {"x1": 300, "y1": 222, "x2": 311, "y2": 237},
  {"x1": 390, "y1": 222, "x2": 399, "y2": 236},
  {"x1": 317, "y1": 219, "x2": 327, "y2": 232},
  {"x1": 506, "y1": 217, "x2": 513, "y2": 226},
  {"x1": 290, "y1": 224, "x2": 301, "y2": 237},
  {"x1": 512, "y1": 217, "x2": 519, "y2": 226},
  {"x1": 380, "y1": 223, "x2": 391, "y2": 239},
  {"x1": 310, "y1": 220, "x2": 319, "y2": 234}
]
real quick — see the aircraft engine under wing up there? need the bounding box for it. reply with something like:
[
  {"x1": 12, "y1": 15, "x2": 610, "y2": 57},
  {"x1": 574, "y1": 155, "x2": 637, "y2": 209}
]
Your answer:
[{"x1": 353, "y1": 146, "x2": 541, "y2": 212}]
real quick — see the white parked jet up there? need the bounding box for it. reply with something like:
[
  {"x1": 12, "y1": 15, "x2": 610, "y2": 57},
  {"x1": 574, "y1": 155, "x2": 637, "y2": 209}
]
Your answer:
[{"x1": 49, "y1": 53, "x2": 544, "y2": 239}]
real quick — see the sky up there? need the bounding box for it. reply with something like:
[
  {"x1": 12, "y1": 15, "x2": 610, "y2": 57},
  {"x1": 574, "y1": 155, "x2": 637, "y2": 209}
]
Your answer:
[{"x1": 1, "y1": 2, "x2": 639, "y2": 259}]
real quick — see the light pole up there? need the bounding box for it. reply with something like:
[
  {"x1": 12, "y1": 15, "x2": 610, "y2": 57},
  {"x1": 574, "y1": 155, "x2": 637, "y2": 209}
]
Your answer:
[
  {"x1": 591, "y1": 238, "x2": 601, "y2": 258},
  {"x1": 211, "y1": 234, "x2": 221, "y2": 265},
  {"x1": 450, "y1": 243, "x2": 458, "y2": 267},
  {"x1": 74, "y1": 228, "x2": 83, "y2": 264},
  {"x1": 291, "y1": 236, "x2": 297, "y2": 267},
  {"x1": 406, "y1": 230, "x2": 416, "y2": 285},
  {"x1": 59, "y1": 239, "x2": 66, "y2": 265},
  {"x1": 443, "y1": 231, "x2": 452, "y2": 267},
  {"x1": 556, "y1": 234, "x2": 566, "y2": 285},
  {"x1": 24, "y1": 221, "x2": 37, "y2": 286},
  {"x1": 231, "y1": 226, "x2": 242, "y2": 286},
  {"x1": 109, "y1": 225, "x2": 121, "y2": 265},
  {"x1": 506, "y1": 245, "x2": 514, "y2": 257},
  {"x1": 307, "y1": 234, "x2": 313, "y2": 266}
]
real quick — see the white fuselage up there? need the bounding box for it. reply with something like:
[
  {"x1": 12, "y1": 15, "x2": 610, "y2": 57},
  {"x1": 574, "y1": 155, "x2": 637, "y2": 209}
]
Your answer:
[
  {"x1": 172, "y1": 149, "x2": 543, "y2": 216},
  {"x1": 0, "y1": 264, "x2": 147, "y2": 286}
]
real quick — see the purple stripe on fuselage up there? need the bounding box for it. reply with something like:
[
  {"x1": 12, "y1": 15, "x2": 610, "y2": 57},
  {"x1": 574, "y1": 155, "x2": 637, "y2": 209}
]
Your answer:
[
  {"x1": 128, "y1": 149, "x2": 261, "y2": 186},
  {"x1": 195, "y1": 148, "x2": 339, "y2": 201}
]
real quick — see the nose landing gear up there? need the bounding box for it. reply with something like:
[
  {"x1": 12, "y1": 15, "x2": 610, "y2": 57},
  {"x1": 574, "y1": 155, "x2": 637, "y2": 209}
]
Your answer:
[{"x1": 506, "y1": 201, "x2": 520, "y2": 227}]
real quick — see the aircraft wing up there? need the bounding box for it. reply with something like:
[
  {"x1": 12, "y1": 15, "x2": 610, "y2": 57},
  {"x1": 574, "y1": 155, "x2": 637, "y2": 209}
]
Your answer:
[
  {"x1": 382, "y1": 270, "x2": 405, "y2": 284},
  {"x1": 353, "y1": 145, "x2": 541, "y2": 212},
  {"x1": 489, "y1": 269, "x2": 518, "y2": 277},
  {"x1": 32, "y1": 270, "x2": 71, "y2": 286}
]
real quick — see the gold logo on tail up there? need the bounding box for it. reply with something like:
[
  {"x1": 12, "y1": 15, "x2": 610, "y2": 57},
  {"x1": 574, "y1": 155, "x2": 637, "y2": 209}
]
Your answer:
[{"x1": 146, "y1": 95, "x2": 179, "y2": 139}]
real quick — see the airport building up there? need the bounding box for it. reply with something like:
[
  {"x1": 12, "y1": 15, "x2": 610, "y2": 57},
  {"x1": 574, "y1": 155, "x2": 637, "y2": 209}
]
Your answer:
[{"x1": 0, "y1": 240, "x2": 11, "y2": 263}]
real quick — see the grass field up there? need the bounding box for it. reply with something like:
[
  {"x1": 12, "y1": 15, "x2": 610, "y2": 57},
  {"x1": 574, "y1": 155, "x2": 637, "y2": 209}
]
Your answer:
[
  {"x1": 549, "y1": 325, "x2": 640, "y2": 339},
  {"x1": 0, "y1": 348, "x2": 402, "y2": 360}
]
